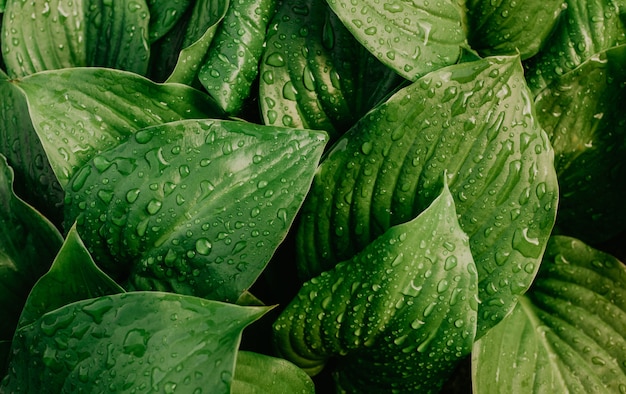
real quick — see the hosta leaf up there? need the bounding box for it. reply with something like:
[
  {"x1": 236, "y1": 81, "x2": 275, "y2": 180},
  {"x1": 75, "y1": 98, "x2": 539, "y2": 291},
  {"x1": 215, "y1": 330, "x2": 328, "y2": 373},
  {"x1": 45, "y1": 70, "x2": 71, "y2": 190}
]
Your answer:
[
  {"x1": 296, "y1": 55, "x2": 558, "y2": 338},
  {"x1": 466, "y1": 0, "x2": 565, "y2": 59},
  {"x1": 232, "y1": 351, "x2": 315, "y2": 393},
  {"x1": 0, "y1": 69, "x2": 64, "y2": 224},
  {"x1": 146, "y1": 0, "x2": 192, "y2": 43},
  {"x1": 472, "y1": 236, "x2": 626, "y2": 393},
  {"x1": 197, "y1": 0, "x2": 276, "y2": 115},
  {"x1": 325, "y1": 0, "x2": 467, "y2": 81},
  {"x1": 1, "y1": 0, "x2": 151, "y2": 78},
  {"x1": 9, "y1": 67, "x2": 224, "y2": 188},
  {"x1": 17, "y1": 224, "x2": 124, "y2": 329},
  {"x1": 535, "y1": 45, "x2": 626, "y2": 244},
  {"x1": 150, "y1": 0, "x2": 229, "y2": 84},
  {"x1": 1, "y1": 292, "x2": 270, "y2": 393},
  {"x1": 258, "y1": 0, "x2": 405, "y2": 142},
  {"x1": 275, "y1": 183, "x2": 477, "y2": 392},
  {"x1": 524, "y1": 0, "x2": 626, "y2": 94},
  {"x1": 0, "y1": 154, "x2": 63, "y2": 342},
  {"x1": 64, "y1": 119, "x2": 327, "y2": 302}
]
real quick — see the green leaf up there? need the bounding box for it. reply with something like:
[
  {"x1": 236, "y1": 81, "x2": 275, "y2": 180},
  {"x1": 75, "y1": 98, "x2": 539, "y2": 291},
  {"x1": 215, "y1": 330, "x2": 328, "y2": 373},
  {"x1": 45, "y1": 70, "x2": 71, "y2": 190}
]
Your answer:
[
  {"x1": 1, "y1": 292, "x2": 270, "y2": 393},
  {"x1": 64, "y1": 119, "x2": 328, "y2": 302},
  {"x1": 524, "y1": 0, "x2": 626, "y2": 94},
  {"x1": 1, "y1": 0, "x2": 151, "y2": 78},
  {"x1": 9, "y1": 67, "x2": 224, "y2": 188},
  {"x1": 17, "y1": 224, "x2": 125, "y2": 330},
  {"x1": 232, "y1": 351, "x2": 316, "y2": 393},
  {"x1": 466, "y1": 0, "x2": 565, "y2": 59},
  {"x1": 258, "y1": 0, "x2": 405, "y2": 142},
  {"x1": 147, "y1": 0, "x2": 192, "y2": 43},
  {"x1": 0, "y1": 154, "x2": 63, "y2": 342},
  {"x1": 0, "y1": 69, "x2": 64, "y2": 224},
  {"x1": 275, "y1": 182, "x2": 478, "y2": 392},
  {"x1": 535, "y1": 44, "x2": 626, "y2": 244},
  {"x1": 325, "y1": 0, "x2": 467, "y2": 81},
  {"x1": 472, "y1": 235, "x2": 626, "y2": 393},
  {"x1": 296, "y1": 55, "x2": 559, "y2": 338},
  {"x1": 197, "y1": 0, "x2": 276, "y2": 115}
]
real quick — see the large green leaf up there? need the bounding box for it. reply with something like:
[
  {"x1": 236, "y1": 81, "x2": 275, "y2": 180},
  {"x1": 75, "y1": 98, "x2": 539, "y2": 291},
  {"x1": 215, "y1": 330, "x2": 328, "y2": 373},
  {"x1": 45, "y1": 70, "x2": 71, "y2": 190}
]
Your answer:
[
  {"x1": 472, "y1": 236, "x2": 626, "y2": 393},
  {"x1": 0, "y1": 69, "x2": 64, "y2": 224},
  {"x1": 65, "y1": 119, "x2": 327, "y2": 302},
  {"x1": 1, "y1": 292, "x2": 270, "y2": 393},
  {"x1": 232, "y1": 351, "x2": 316, "y2": 393},
  {"x1": 275, "y1": 182, "x2": 477, "y2": 392},
  {"x1": 535, "y1": 45, "x2": 626, "y2": 244},
  {"x1": 325, "y1": 0, "x2": 467, "y2": 81},
  {"x1": 9, "y1": 67, "x2": 224, "y2": 188},
  {"x1": 296, "y1": 55, "x2": 559, "y2": 338},
  {"x1": 17, "y1": 224, "x2": 124, "y2": 329},
  {"x1": 524, "y1": 0, "x2": 626, "y2": 94},
  {"x1": 0, "y1": 154, "x2": 63, "y2": 342},
  {"x1": 258, "y1": 0, "x2": 405, "y2": 142},
  {"x1": 1, "y1": 0, "x2": 151, "y2": 78},
  {"x1": 198, "y1": 0, "x2": 276, "y2": 115},
  {"x1": 466, "y1": 0, "x2": 565, "y2": 59}
]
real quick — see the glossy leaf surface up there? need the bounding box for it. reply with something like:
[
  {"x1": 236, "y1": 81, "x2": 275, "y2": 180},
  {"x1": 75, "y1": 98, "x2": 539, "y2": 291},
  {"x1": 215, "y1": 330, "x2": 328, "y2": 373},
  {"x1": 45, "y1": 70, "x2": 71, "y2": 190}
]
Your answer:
[
  {"x1": 296, "y1": 55, "x2": 559, "y2": 338},
  {"x1": 0, "y1": 154, "x2": 63, "y2": 342},
  {"x1": 147, "y1": 0, "x2": 192, "y2": 43},
  {"x1": 325, "y1": 0, "x2": 467, "y2": 81},
  {"x1": 232, "y1": 351, "x2": 315, "y2": 393},
  {"x1": 10, "y1": 67, "x2": 224, "y2": 187},
  {"x1": 275, "y1": 183, "x2": 477, "y2": 392},
  {"x1": 535, "y1": 45, "x2": 626, "y2": 243},
  {"x1": 473, "y1": 236, "x2": 626, "y2": 393},
  {"x1": 65, "y1": 119, "x2": 327, "y2": 302},
  {"x1": 1, "y1": 292, "x2": 269, "y2": 393}
]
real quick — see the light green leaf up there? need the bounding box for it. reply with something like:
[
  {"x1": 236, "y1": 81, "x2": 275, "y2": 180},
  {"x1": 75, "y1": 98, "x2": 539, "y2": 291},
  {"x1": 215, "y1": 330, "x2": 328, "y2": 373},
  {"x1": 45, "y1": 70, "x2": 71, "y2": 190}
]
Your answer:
[
  {"x1": 1, "y1": 292, "x2": 270, "y2": 393},
  {"x1": 524, "y1": 0, "x2": 626, "y2": 94},
  {"x1": 258, "y1": 0, "x2": 405, "y2": 142},
  {"x1": 64, "y1": 119, "x2": 327, "y2": 302},
  {"x1": 1, "y1": 0, "x2": 151, "y2": 78},
  {"x1": 198, "y1": 0, "x2": 276, "y2": 115},
  {"x1": 0, "y1": 154, "x2": 63, "y2": 342},
  {"x1": 466, "y1": 0, "x2": 565, "y2": 59},
  {"x1": 9, "y1": 67, "x2": 224, "y2": 188},
  {"x1": 296, "y1": 55, "x2": 559, "y2": 338},
  {"x1": 275, "y1": 183, "x2": 478, "y2": 392},
  {"x1": 535, "y1": 44, "x2": 626, "y2": 244},
  {"x1": 17, "y1": 224, "x2": 125, "y2": 330},
  {"x1": 325, "y1": 0, "x2": 467, "y2": 81},
  {"x1": 232, "y1": 351, "x2": 316, "y2": 393},
  {"x1": 472, "y1": 236, "x2": 626, "y2": 393}
]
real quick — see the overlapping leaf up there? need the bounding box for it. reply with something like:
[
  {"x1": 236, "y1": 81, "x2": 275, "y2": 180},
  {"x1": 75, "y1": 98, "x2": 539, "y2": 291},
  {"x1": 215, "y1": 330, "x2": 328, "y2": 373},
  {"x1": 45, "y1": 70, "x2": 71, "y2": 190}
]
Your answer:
[
  {"x1": 1, "y1": 292, "x2": 270, "y2": 393},
  {"x1": 65, "y1": 119, "x2": 327, "y2": 302},
  {"x1": 473, "y1": 236, "x2": 626, "y2": 393},
  {"x1": 275, "y1": 183, "x2": 477, "y2": 392},
  {"x1": 232, "y1": 351, "x2": 315, "y2": 393},
  {"x1": 9, "y1": 67, "x2": 224, "y2": 187},
  {"x1": 296, "y1": 55, "x2": 559, "y2": 338},
  {"x1": 325, "y1": 0, "x2": 467, "y2": 81}
]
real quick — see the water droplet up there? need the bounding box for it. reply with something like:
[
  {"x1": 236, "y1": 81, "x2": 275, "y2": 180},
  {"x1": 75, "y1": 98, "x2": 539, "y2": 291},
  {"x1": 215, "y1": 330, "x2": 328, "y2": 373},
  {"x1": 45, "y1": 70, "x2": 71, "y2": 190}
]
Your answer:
[
  {"x1": 265, "y1": 52, "x2": 285, "y2": 67},
  {"x1": 437, "y1": 279, "x2": 450, "y2": 293},
  {"x1": 282, "y1": 81, "x2": 297, "y2": 101},
  {"x1": 444, "y1": 256, "x2": 458, "y2": 271},
  {"x1": 364, "y1": 26, "x2": 377, "y2": 35},
  {"x1": 146, "y1": 199, "x2": 162, "y2": 215},
  {"x1": 195, "y1": 238, "x2": 212, "y2": 255},
  {"x1": 512, "y1": 228, "x2": 541, "y2": 258},
  {"x1": 123, "y1": 328, "x2": 149, "y2": 357}
]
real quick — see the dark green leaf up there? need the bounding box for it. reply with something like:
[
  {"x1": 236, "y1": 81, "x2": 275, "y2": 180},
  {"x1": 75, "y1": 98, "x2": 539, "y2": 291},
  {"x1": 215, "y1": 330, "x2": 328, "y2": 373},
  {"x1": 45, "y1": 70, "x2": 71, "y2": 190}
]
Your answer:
[
  {"x1": 535, "y1": 44, "x2": 626, "y2": 244},
  {"x1": 232, "y1": 351, "x2": 316, "y2": 393},
  {"x1": 275, "y1": 182, "x2": 477, "y2": 392},
  {"x1": 473, "y1": 236, "x2": 626, "y2": 393},
  {"x1": 466, "y1": 0, "x2": 565, "y2": 59},
  {"x1": 147, "y1": 0, "x2": 192, "y2": 43},
  {"x1": 524, "y1": 0, "x2": 626, "y2": 94},
  {"x1": 17, "y1": 224, "x2": 125, "y2": 329},
  {"x1": 0, "y1": 154, "x2": 63, "y2": 342},
  {"x1": 258, "y1": 0, "x2": 405, "y2": 142},
  {"x1": 65, "y1": 119, "x2": 327, "y2": 302},
  {"x1": 1, "y1": 0, "x2": 151, "y2": 78},
  {"x1": 198, "y1": 0, "x2": 277, "y2": 115},
  {"x1": 9, "y1": 67, "x2": 224, "y2": 188},
  {"x1": 325, "y1": 0, "x2": 467, "y2": 81},
  {"x1": 296, "y1": 55, "x2": 559, "y2": 338},
  {"x1": 1, "y1": 292, "x2": 270, "y2": 393}
]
